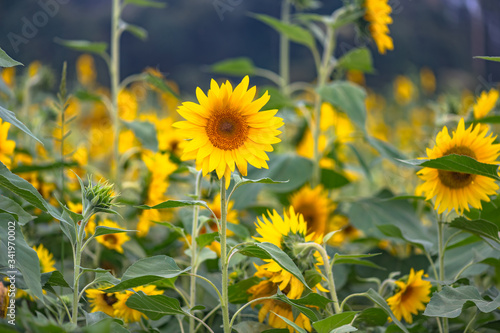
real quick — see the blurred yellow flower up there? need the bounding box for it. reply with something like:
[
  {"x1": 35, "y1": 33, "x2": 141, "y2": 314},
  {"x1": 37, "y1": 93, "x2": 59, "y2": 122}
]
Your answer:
[
  {"x1": 387, "y1": 269, "x2": 431, "y2": 324},
  {"x1": 118, "y1": 129, "x2": 140, "y2": 154},
  {"x1": 95, "y1": 220, "x2": 130, "y2": 253},
  {"x1": 67, "y1": 202, "x2": 96, "y2": 236},
  {"x1": 76, "y1": 54, "x2": 97, "y2": 86},
  {"x1": 364, "y1": 0, "x2": 393, "y2": 54},
  {"x1": 326, "y1": 215, "x2": 361, "y2": 247},
  {"x1": 1, "y1": 67, "x2": 15, "y2": 88},
  {"x1": 202, "y1": 193, "x2": 239, "y2": 255},
  {"x1": 156, "y1": 117, "x2": 185, "y2": 156},
  {"x1": 174, "y1": 76, "x2": 283, "y2": 188},
  {"x1": 0, "y1": 119, "x2": 16, "y2": 168},
  {"x1": 394, "y1": 76, "x2": 416, "y2": 105},
  {"x1": 420, "y1": 67, "x2": 436, "y2": 95},
  {"x1": 289, "y1": 185, "x2": 334, "y2": 236},
  {"x1": 32, "y1": 244, "x2": 56, "y2": 273},
  {"x1": 460, "y1": 89, "x2": 475, "y2": 115},
  {"x1": 86, "y1": 288, "x2": 117, "y2": 317},
  {"x1": 28, "y1": 61, "x2": 41, "y2": 78},
  {"x1": 118, "y1": 90, "x2": 138, "y2": 121},
  {"x1": 113, "y1": 285, "x2": 162, "y2": 323},
  {"x1": 473, "y1": 89, "x2": 499, "y2": 119},
  {"x1": 346, "y1": 70, "x2": 366, "y2": 86}
]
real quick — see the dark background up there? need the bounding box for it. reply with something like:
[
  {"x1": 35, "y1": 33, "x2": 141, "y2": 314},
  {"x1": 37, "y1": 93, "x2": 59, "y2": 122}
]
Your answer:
[{"x1": 1, "y1": 0, "x2": 500, "y2": 93}]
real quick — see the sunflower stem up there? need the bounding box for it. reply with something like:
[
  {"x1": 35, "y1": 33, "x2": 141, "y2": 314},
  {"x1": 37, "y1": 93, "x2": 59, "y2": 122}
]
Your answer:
[
  {"x1": 189, "y1": 171, "x2": 203, "y2": 333},
  {"x1": 438, "y1": 219, "x2": 449, "y2": 333},
  {"x1": 279, "y1": 0, "x2": 291, "y2": 97},
  {"x1": 110, "y1": 0, "x2": 122, "y2": 190},
  {"x1": 220, "y1": 177, "x2": 231, "y2": 333},
  {"x1": 71, "y1": 212, "x2": 91, "y2": 324}
]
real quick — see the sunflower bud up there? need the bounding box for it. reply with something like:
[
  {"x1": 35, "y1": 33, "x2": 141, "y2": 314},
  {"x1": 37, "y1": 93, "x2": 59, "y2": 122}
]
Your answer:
[{"x1": 82, "y1": 177, "x2": 117, "y2": 215}]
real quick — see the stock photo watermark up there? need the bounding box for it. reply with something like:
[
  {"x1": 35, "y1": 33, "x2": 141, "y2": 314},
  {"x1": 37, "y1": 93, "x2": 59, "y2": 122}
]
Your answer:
[
  {"x1": 7, "y1": 0, "x2": 70, "y2": 53},
  {"x1": 5, "y1": 221, "x2": 17, "y2": 325},
  {"x1": 213, "y1": 0, "x2": 244, "y2": 21}
]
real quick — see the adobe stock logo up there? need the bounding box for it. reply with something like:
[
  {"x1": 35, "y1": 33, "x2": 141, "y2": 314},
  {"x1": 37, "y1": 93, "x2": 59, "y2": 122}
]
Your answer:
[{"x1": 7, "y1": 0, "x2": 70, "y2": 53}]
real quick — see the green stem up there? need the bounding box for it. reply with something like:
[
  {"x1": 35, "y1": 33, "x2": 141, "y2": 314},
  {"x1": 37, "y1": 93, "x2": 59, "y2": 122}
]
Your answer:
[
  {"x1": 111, "y1": 0, "x2": 122, "y2": 189},
  {"x1": 339, "y1": 292, "x2": 366, "y2": 312},
  {"x1": 220, "y1": 178, "x2": 230, "y2": 333},
  {"x1": 71, "y1": 213, "x2": 91, "y2": 324},
  {"x1": 438, "y1": 220, "x2": 449, "y2": 333},
  {"x1": 189, "y1": 171, "x2": 203, "y2": 333},
  {"x1": 229, "y1": 296, "x2": 275, "y2": 329},
  {"x1": 279, "y1": 0, "x2": 291, "y2": 97}
]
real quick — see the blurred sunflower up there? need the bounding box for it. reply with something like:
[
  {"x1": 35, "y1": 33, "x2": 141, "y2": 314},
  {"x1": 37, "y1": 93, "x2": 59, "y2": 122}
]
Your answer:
[
  {"x1": 364, "y1": 0, "x2": 393, "y2": 54},
  {"x1": 76, "y1": 54, "x2": 97, "y2": 86},
  {"x1": 473, "y1": 89, "x2": 499, "y2": 119},
  {"x1": 95, "y1": 220, "x2": 130, "y2": 253},
  {"x1": 203, "y1": 193, "x2": 239, "y2": 255},
  {"x1": 416, "y1": 118, "x2": 500, "y2": 214},
  {"x1": 156, "y1": 117, "x2": 185, "y2": 156},
  {"x1": 86, "y1": 288, "x2": 117, "y2": 317},
  {"x1": 118, "y1": 89, "x2": 138, "y2": 121},
  {"x1": 118, "y1": 129, "x2": 141, "y2": 154},
  {"x1": 420, "y1": 67, "x2": 436, "y2": 95},
  {"x1": 0, "y1": 119, "x2": 15, "y2": 168},
  {"x1": 113, "y1": 285, "x2": 163, "y2": 323},
  {"x1": 394, "y1": 76, "x2": 416, "y2": 105},
  {"x1": 386, "y1": 269, "x2": 431, "y2": 324},
  {"x1": 33, "y1": 244, "x2": 56, "y2": 273},
  {"x1": 326, "y1": 215, "x2": 362, "y2": 247},
  {"x1": 67, "y1": 201, "x2": 96, "y2": 236},
  {"x1": 174, "y1": 76, "x2": 283, "y2": 188},
  {"x1": 1, "y1": 67, "x2": 15, "y2": 88},
  {"x1": 250, "y1": 207, "x2": 327, "y2": 331},
  {"x1": 289, "y1": 185, "x2": 334, "y2": 236}
]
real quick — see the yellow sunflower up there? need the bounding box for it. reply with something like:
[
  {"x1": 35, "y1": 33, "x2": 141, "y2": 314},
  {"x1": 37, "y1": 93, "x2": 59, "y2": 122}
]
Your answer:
[
  {"x1": 289, "y1": 185, "x2": 335, "y2": 236},
  {"x1": 113, "y1": 285, "x2": 163, "y2": 323},
  {"x1": 173, "y1": 76, "x2": 283, "y2": 188},
  {"x1": 364, "y1": 0, "x2": 393, "y2": 54},
  {"x1": 416, "y1": 118, "x2": 500, "y2": 214},
  {"x1": 86, "y1": 288, "x2": 118, "y2": 317},
  {"x1": 394, "y1": 75, "x2": 416, "y2": 105},
  {"x1": 33, "y1": 244, "x2": 56, "y2": 273},
  {"x1": 1, "y1": 67, "x2": 15, "y2": 88},
  {"x1": 386, "y1": 269, "x2": 431, "y2": 324},
  {"x1": 118, "y1": 89, "x2": 138, "y2": 121},
  {"x1": 250, "y1": 207, "x2": 327, "y2": 331},
  {"x1": 76, "y1": 54, "x2": 97, "y2": 86},
  {"x1": 473, "y1": 89, "x2": 499, "y2": 119},
  {"x1": 0, "y1": 119, "x2": 16, "y2": 168},
  {"x1": 95, "y1": 220, "x2": 130, "y2": 253},
  {"x1": 326, "y1": 215, "x2": 362, "y2": 247}
]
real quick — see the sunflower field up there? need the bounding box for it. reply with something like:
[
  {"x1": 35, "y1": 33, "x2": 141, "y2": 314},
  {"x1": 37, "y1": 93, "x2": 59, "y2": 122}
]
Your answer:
[{"x1": 1, "y1": 0, "x2": 500, "y2": 332}]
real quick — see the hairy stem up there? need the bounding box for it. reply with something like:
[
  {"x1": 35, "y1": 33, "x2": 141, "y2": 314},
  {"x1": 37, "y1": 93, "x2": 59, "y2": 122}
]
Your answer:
[
  {"x1": 110, "y1": 0, "x2": 122, "y2": 189},
  {"x1": 220, "y1": 178, "x2": 230, "y2": 333},
  {"x1": 189, "y1": 171, "x2": 203, "y2": 333}
]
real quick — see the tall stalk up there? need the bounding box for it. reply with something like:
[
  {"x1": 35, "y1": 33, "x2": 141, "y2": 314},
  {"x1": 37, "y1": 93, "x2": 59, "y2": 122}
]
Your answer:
[
  {"x1": 189, "y1": 171, "x2": 203, "y2": 333},
  {"x1": 219, "y1": 178, "x2": 230, "y2": 333},
  {"x1": 280, "y1": 0, "x2": 291, "y2": 97},
  {"x1": 71, "y1": 211, "x2": 91, "y2": 324},
  {"x1": 437, "y1": 219, "x2": 449, "y2": 333},
  {"x1": 110, "y1": 0, "x2": 122, "y2": 189}
]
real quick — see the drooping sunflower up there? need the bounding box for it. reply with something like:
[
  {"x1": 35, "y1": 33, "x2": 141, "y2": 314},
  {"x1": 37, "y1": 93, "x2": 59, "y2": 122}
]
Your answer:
[
  {"x1": 386, "y1": 269, "x2": 431, "y2": 324},
  {"x1": 86, "y1": 288, "x2": 118, "y2": 317},
  {"x1": 473, "y1": 89, "x2": 499, "y2": 119},
  {"x1": 95, "y1": 220, "x2": 130, "y2": 253},
  {"x1": 0, "y1": 119, "x2": 16, "y2": 168},
  {"x1": 33, "y1": 244, "x2": 56, "y2": 273},
  {"x1": 250, "y1": 207, "x2": 327, "y2": 331},
  {"x1": 173, "y1": 76, "x2": 283, "y2": 188},
  {"x1": 363, "y1": 0, "x2": 394, "y2": 54},
  {"x1": 113, "y1": 285, "x2": 163, "y2": 323},
  {"x1": 416, "y1": 118, "x2": 500, "y2": 214}
]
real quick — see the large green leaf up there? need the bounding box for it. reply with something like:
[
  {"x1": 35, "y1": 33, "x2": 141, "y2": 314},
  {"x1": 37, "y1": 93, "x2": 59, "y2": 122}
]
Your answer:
[
  {"x1": 10, "y1": 161, "x2": 78, "y2": 174},
  {"x1": 93, "y1": 226, "x2": 132, "y2": 238},
  {"x1": 122, "y1": 120, "x2": 157, "y2": 151},
  {"x1": 333, "y1": 253, "x2": 383, "y2": 269},
  {"x1": 449, "y1": 217, "x2": 500, "y2": 245},
  {"x1": 317, "y1": 82, "x2": 367, "y2": 131},
  {"x1": 474, "y1": 56, "x2": 500, "y2": 63},
  {"x1": 0, "y1": 47, "x2": 23, "y2": 67},
  {"x1": 105, "y1": 255, "x2": 190, "y2": 292},
  {"x1": 55, "y1": 39, "x2": 108, "y2": 54},
  {"x1": 366, "y1": 136, "x2": 407, "y2": 162},
  {"x1": 312, "y1": 312, "x2": 358, "y2": 333},
  {"x1": 377, "y1": 224, "x2": 434, "y2": 253},
  {"x1": 0, "y1": 214, "x2": 44, "y2": 302},
  {"x1": 337, "y1": 47, "x2": 373, "y2": 73},
  {"x1": 0, "y1": 105, "x2": 42, "y2": 143},
  {"x1": 365, "y1": 289, "x2": 409, "y2": 333},
  {"x1": 232, "y1": 175, "x2": 288, "y2": 192},
  {"x1": 137, "y1": 199, "x2": 209, "y2": 210},
  {"x1": 125, "y1": 291, "x2": 186, "y2": 320},
  {"x1": 252, "y1": 13, "x2": 316, "y2": 50},
  {"x1": 424, "y1": 286, "x2": 500, "y2": 318},
  {"x1": 399, "y1": 154, "x2": 500, "y2": 181},
  {"x1": 229, "y1": 276, "x2": 261, "y2": 304},
  {"x1": 210, "y1": 57, "x2": 256, "y2": 76},
  {"x1": 273, "y1": 290, "x2": 332, "y2": 322},
  {"x1": 123, "y1": 22, "x2": 148, "y2": 41},
  {"x1": 0, "y1": 195, "x2": 34, "y2": 225},
  {"x1": 321, "y1": 168, "x2": 350, "y2": 189}
]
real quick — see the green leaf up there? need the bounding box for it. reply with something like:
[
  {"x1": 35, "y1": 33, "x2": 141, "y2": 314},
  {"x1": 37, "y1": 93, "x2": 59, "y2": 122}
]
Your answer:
[
  {"x1": 124, "y1": 0, "x2": 166, "y2": 8},
  {"x1": 55, "y1": 39, "x2": 108, "y2": 54},
  {"x1": 228, "y1": 222, "x2": 250, "y2": 239},
  {"x1": 123, "y1": 22, "x2": 148, "y2": 41},
  {"x1": 338, "y1": 47, "x2": 373, "y2": 73},
  {"x1": 365, "y1": 289, "x2": 409, "y2": 333},
  {"x1": 145, "y1": 73, "x2": 179, "y2": 98},
  {"x1": 0, "y1": 214, "x2": 44, "y2": 302},
  {"x1": 125, "y1": 291, "x2": 185, "y2": 320},
  {"x1": 239, "y1": 242, "x2": 311, "y2": 291},
  {"x1": 317, "y1": 82, "x2": 367, "y2": 131},
  {"x1": 330, "y1": 6, "x2": 365, "y2": 29},
  {"x1": 84, "y1": 318, "x2": 130, "y2": 333},
  {"x1": 138, "y1": 199, "x2": 209, "y2": 210},
  {"x1": 93, "y1": 226, "x2": 131, "y2": 238},
  {"x1": 321, "y1": 168, "x2": 350, "y2": 189},
  {"x1": 399, "y1": 154, "x2": 500, "y2": 181},
  {"x1": 122, "y1": 120, "x2": 158, "y2": 151},
  {"x1": 75, "y1": 90, "x2": 103, "y2": 102},
  {"x1": 196, "y1": 232, "x2": 218, "y2": 248},
  {"x1": 377, "y1": 224, "x2": 434, "y2": 252},
  {"x1": 366, "y1": 136, "x2": 407, "y2": 162},
  {"x1": 10, "y1": 160, "x2": 78, "y2": 174},
  {"x1": 0, "y1": 47, "x2": 23, "y2": 67},
  {"x1": 232, "y1": 176, "x2": 288, "y2": 192},
  {"x1": 352, "y1": 308, "x2": 387, "y2": 327},
  {"x1": 233, "y1": 321, "x2": 275, "y2": 333},
  {"x1": 41, "y1": 270, "x2": 71, "y2": 292},
  {"x1": 313, "y1": 311, "x2": 358, "y2": 333},
  {"x1": 474, "y1": 56, "x2": 500, "y2": 63},
  {"x1": 0, "y1": 105, "x2": 42, "y2": 143},
  {"x1": 0, "y1": 195, "x2": 34, "y2": 225},
  {"x1": 252, "y1": 13, "x2": 316, "y2": 50},
  {"x1": 424, "y1": 286, "x2": 500, "y2": 318},
  {"x1": 105, "y1": 255, "x2": 190, "y2": 292},
  {"x1": 229, "y1": 276, "x2": 261, "y2": 304},
  {"x1": 271, "y1": 312, "x2": 307, "y2": 333},
  {"x1": 333, "y1": 253, "x2": 383, "y2": 269},
  {"x1": 273, "y1": 290, "x2": 331, "y2": 321},
  {"x1": 449, "y1": 217, "x2": 500, "y2": 245},
  {"x1": 210, "y1": 57, "x2": 255, "y2": 76}
]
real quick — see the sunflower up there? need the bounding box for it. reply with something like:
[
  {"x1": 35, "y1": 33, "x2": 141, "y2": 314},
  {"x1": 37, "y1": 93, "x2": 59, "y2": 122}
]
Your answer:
[
  {"x1": 203, "y1": 193, "x2": 239, "y2": 255},
  {"x1": 0, "y1": 119, "x2": 16, "y2": 168},
  {"x1": 289, "y1": 185, "x2": 335, "y2": 236},
  {"x1": 173, "y1": 76, "x2": 283, "y2": 188},
  {"x1": 95, "y1": 220, "x2": 130, "y2": 253},
  {"x1": 326, "y1": 215, "x2": 362, "y2": 247},
  {"x1": 1, "y1": 67, "x2": 15, "y2": 88},
  {"x1": 33, "y1": 244, "x2": 56, "y2": 273},
  {"x1": 113, "y1": 285, "x2": 163, "y2": 323},
  {"x1": 386, "y1": 269, "x2": 431, "y2": 324},
  {"x1": 364, "y1": 0, "x2": 393, "y2": 54},
  {"x1": 118, "y1": 89, "x2": 138, "y2": 121},
  {"x1": 394, "y1": 76, "x2": 416, "y2": 105},
  {"x1": 156, "y1": 117, "x2": 185, "y2": 156},
  {"x1": 86, "y1": 288, "x2": 118, "y2": 317},
  {"x1": 76, "y1": 54, "x2": 96, "y2": 86},
  {"x1": 250, "y1": 207, "x2": 327, "y2": 331},
  {"x1": 416, "y1": 118, "x2": 500, "y2": 214},
  {"x1": 473, "y1": 89, "x2": 499, "y2": 119},
  {"x1": 420, "y1": 67, "x2": 436, "y2": 95},
  {"x1": 118, "y1": 129, "x2": 140, "y2": 154}
]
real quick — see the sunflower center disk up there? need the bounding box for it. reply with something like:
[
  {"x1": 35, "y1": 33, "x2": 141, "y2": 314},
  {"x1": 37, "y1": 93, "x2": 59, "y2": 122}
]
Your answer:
[
  {"x1": 206, "y1": 110, "x2": 249, "y2": 150},
  {"x1": 437, "y1": 146, "x2": 477, "y2": 189},
  {"x1": 103, "y1": 293, "x2": 117, "y2": 306},
  {"x1": 103, "y1": 234, "x2": 118, "y2": 245}
]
